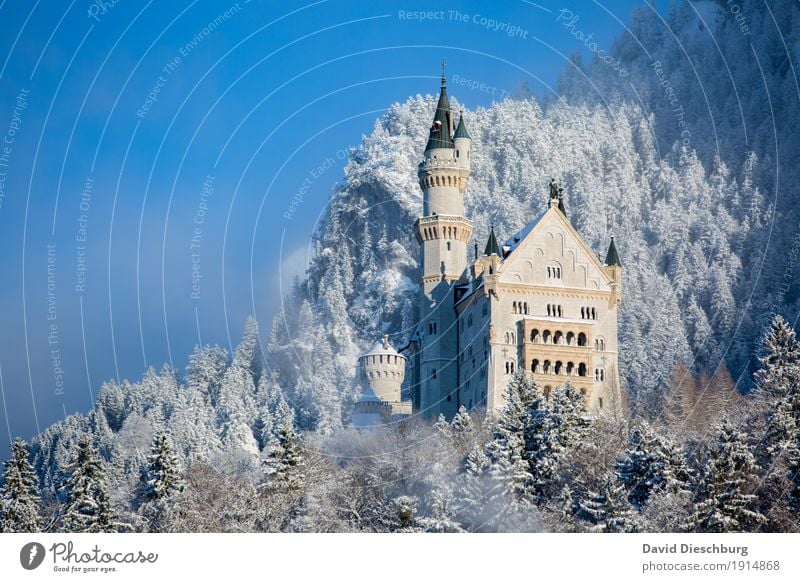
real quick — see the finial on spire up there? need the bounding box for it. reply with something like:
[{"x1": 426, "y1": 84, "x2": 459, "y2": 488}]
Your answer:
[{"x1": 441, "y1": 58, "x2": 447, "y2": 87}]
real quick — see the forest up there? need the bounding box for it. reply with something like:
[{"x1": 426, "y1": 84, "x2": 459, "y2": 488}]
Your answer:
[{"x1": 2, "y1": 0, "x2": 800, "y2": 532}]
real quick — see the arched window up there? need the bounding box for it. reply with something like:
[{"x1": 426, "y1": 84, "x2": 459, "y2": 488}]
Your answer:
[
  {"x1": 530, "y1": 329, "x2": 539, "y2": 343},
  {"x1": 577, "y1": 333, "x2": 587, "y2": 347},
  {"x1": 566, "y1": 362, "x2": 575, "y2": 375},
  {"x1": 566, "y1": 331, "x2": 575, "y2": 346},
  {"x1": 542, "y1": 330, "x2": 552, "y2": 344},
  {"x1": 531, "y1": 359, "x2": 539, "y2": 373},
  {"x1": 554, "y1": 331, "x2": 563, "y2": 345},
  {"x1": 592, "y1": 307, "x2": 596, "y2": 320},
  {"x1": 543, "y1": 360, "x2": 551, "y2": 374},
  {"x1": 555, "y1": 361, "x2": 563, "y2": 375},
  {"x1": 512, "y1": 301, "x2": 517, "y2": 314},
  {"x1": 578, "y1": 363, "x2": 587, "y2": 377}
]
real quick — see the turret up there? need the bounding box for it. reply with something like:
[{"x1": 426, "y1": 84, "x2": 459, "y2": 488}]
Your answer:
[
  {"x1": 359, "y1": 335, "x2": 406, "y2": 404},
  {"x1": 353, "y1": 336, "x2": 410, "y2": 426},
  {"x1": 453, "y1": 112, "x2": 471, "y2": 174},
  {"x1": 604, "y1": 235, "x2": 622, "y2": 307}
]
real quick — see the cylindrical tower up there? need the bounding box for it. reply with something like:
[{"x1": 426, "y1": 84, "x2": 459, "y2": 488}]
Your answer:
[
  {"x1": 359, "y1": 335, "x2": 406, "y2": 404},
  {"x1": 414, "y1": 71, "x2": 473, "y2": 420}
]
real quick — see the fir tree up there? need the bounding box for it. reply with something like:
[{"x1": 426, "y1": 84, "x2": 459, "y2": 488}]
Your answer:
[
  {"x1": 458, "y1": 444, "x2": 493, "y2": 531},
  {"x1": 787, "y1": 430, "x2": 800, "y2": 515},
  {"x1": 688, "y1": 418, "x2": 766, "y2": 532},
  {"x1": 578, "y1": 474, "x2": 639, "y2": 533},
  {"x1": 484, "y1": 374, "x2": 542, "y2": 508},
  {"x1": 616, "y1": 422, "x2": 691, "y2": 509},
  {"x1": 755, "y1": 315, "x2": 800, "y2": 399},
  {"x1": 0, "y1": 438, "x2": 41, "y2": 533},
  {"x1": 60, "y1": 437, "x2": 122, "y2": 533},
  {"x1": 262, "y1": 419, "x2": 306, "y2": 492},
  {"x1": 142, "y1": 432, "x2": 184, "y2": 502}
]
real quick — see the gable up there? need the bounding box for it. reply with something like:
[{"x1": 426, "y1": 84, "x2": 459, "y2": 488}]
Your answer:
[{"x1": 497, "y1": 207, "x2": 611, "y2": 291}]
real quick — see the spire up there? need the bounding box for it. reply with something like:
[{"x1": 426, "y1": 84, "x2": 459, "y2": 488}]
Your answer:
[
  {"x1": 425, "y1": 62, "x2": 454, "y2": 151},
  {"x1": 454, "y1": 112, "x2": 471, "y2": 139},
  {"x1": 484, "y1": 226, "x2": 500, "y2": 256},
  {"x1": 605, "y1": 236, "x2": 622, "y2": 267}
]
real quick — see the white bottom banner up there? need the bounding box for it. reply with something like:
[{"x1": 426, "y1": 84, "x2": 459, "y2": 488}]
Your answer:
[{"x1": 1, "y1": 533, "x2": 798, "y2": 581}]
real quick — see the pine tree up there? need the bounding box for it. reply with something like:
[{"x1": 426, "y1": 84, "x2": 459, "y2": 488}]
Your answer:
[
  {"x1": 262, "y1": 419, "x2": 306, "y2": 492},
  {"x1": 755, "y1": 315, "x2": 800, "y2": 400},
  {"x1": 142, "y1": 432, "x2": 184, "y2": 501},
  {"x1": 138, "y1": 432, "x2": 184, "y2": 532},
  {"x1": 458, "y1": 444, "x2": 493, "y2": 531},
  {"x1": 787, "y1": 430, "x2": 800, "y2": 515},
  {"x1": 419, "y1": 485, "x2": 463, "y2": 532},
  {"x1": 616, "y1": 422, "x2": 691, "y2": 509},
  {"x1": 578, "y1": 474, "x2": 639, "y2": 533},
  {"x1": 688, "y1": 418, "x2": 766, "y2": 532},
  {"x1": 484, "y1": 374, "x2": 542, "y2": 508},
  {"x1": 60, "y1": 437, "x2": 122, "y2": 533},
  {"x1": 0, "y1": 438, "x2": 41, "y2": 533}
]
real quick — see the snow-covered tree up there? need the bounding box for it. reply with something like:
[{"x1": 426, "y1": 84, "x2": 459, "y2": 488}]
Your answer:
[
  {"x1": 141, "y1": 432, "x2": 183, "y2": 502},
  {"x1": 458, "y1": 444, "x2": 493, "y2": 531},
  {"x1": 484, "y1": 374, "x2": 542, "y2": 508},
  {"x1": 787, "y1": 430, "x2": 800, "y2": 516},
  {"x1": 261, "y1": 419, "x2": 306, "y2": 492},
  {"x1": 60, "y1": 437, "x2": 122, "y2": 533},
  {"x1": 615, "y1": 422, "x2": 691, "y2": 509},
  {"x1": 688, "y1": 418, "x2": 766, "y2": 532},
  {"x1": 578, "y1": 474, "x2": 639, "y2": 533},
  {"x1": 0, "y1": 438, "x2": 41, "y2": 533},
  {"x1": 755, "y1": 315, "x2": 800, "y2": 400}
]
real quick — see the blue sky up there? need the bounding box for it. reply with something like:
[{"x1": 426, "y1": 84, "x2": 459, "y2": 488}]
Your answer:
[{"x1": 0, "y1": 0, "x2": 666, "y2": 451}]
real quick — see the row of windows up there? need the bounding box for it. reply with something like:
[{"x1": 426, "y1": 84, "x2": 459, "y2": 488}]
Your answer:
[
  {"x1": 365, "y1": 354, "x2": 403, "y2": 365},
  {"x1": 529, "y1": 329, "x2": 588, "y2": 347},
  {"x1": 512, "y1": 301, "x2": 529, "y2": 315},
  {"x1": 546, "y1": 265, "x2": 562, "y2": 279},
  {"x1": 546, "y1": 304, "x2": 563, "y2": 318},
  {"x1": 429, "y1": 322, "x2": 438, "y2": 335},
  {"x1": 581, "y1": 306, "x2": 598, "y2": 320},
  {"x1": 529, "y1": 359, "x2": 588, "y2": 377}
]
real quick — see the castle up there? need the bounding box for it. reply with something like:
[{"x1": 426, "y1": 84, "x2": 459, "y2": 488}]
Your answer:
[{"x1": 355, "y1": 71, "x2": 622, "y2": 424}]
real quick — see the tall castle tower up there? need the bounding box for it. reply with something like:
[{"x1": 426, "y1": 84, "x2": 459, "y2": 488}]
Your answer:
[{"x1": 414, "y1": 66, "x2": 473, "y2": 419}]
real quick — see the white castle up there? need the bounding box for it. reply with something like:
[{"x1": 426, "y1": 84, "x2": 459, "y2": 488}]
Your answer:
[{"x1": 356, "y1": 70, "x2": 623, "y2": 423}]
